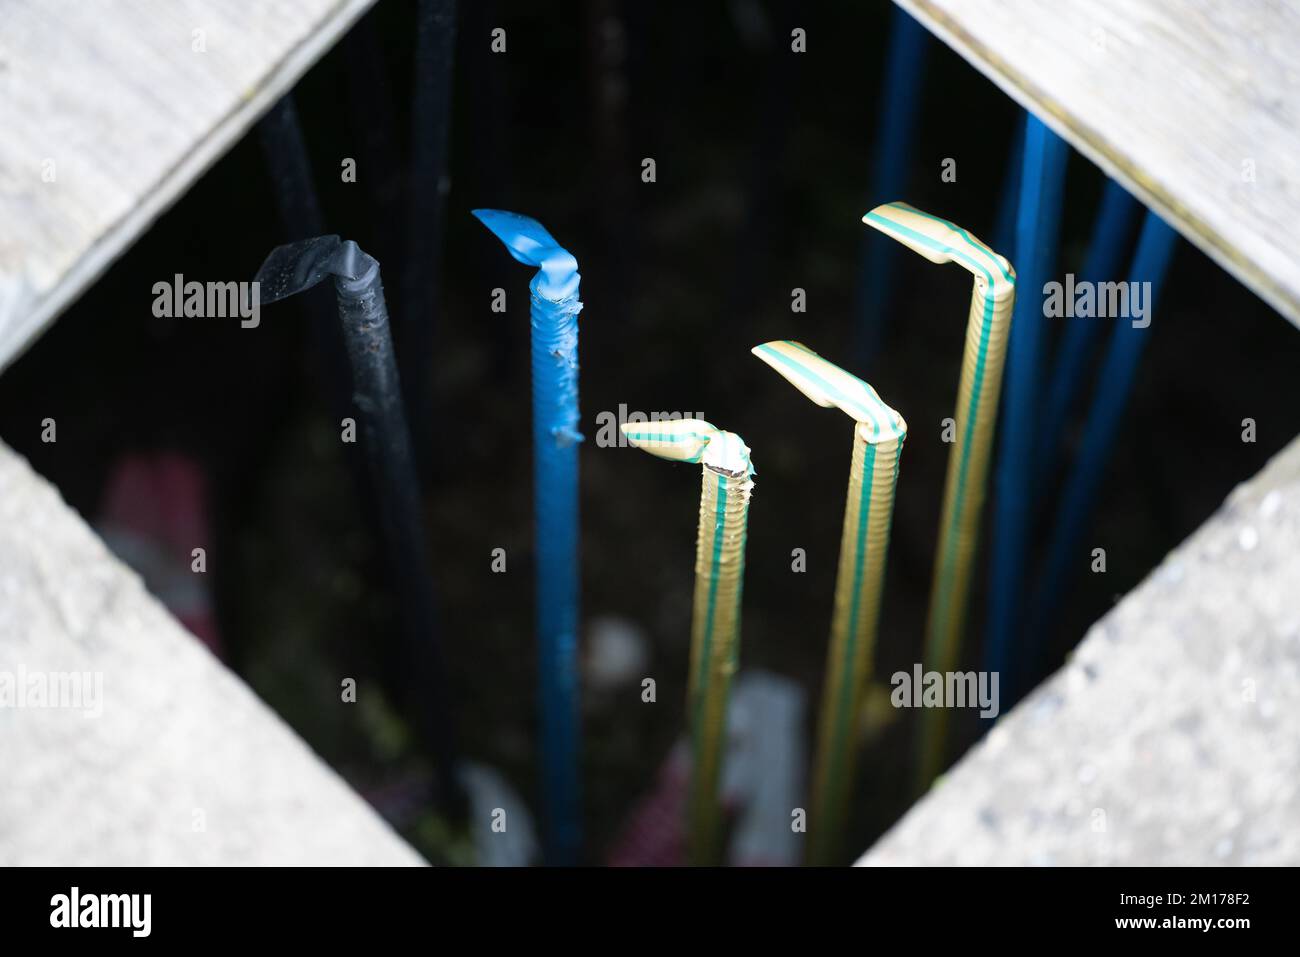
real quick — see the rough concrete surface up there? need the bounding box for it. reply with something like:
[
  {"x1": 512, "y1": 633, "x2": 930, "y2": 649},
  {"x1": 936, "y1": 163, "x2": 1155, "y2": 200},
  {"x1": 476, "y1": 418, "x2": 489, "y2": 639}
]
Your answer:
[
  {"x1": 0, "y1": 440, "x2": 423, "y2": 865},
  {"x1": 861, "y1": 435, "x2": 1300, "y2": 866}
]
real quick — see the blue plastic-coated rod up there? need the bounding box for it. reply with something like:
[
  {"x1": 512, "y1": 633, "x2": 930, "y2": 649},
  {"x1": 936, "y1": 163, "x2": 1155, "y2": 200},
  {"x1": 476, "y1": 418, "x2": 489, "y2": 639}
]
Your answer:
[
  {"x1": 1021, "y1": 211, "x2": 1179, "y2": 697},
  {"x1": 473, "y1": 209, "x2": 582, "y2": 866},
  {"x1": 852, "y1": 6, "x2": 930, "y2": 367},
  {"x1": 984, "y1": 117, "x2": 1069, "y2": 690},
  {"x1": 991, "y1": 112, "x2": 1027, "y2": 256},
  {"x1": 1033, "y1": 179, "x2": 1141, "y2": 498}
]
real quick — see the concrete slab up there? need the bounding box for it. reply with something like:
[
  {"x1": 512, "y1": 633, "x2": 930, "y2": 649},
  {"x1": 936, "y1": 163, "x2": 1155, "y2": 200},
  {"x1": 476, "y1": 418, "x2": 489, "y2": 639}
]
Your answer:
[
  {"x1": 860, "y1": 434, "x2": 1300, "y2": 866},
  {"x1": 897, "y1": 0, "x2": 1300, "y2": 329},
  {"x1": 0, "y1": 439, "x2": 423, "y2": 865}
]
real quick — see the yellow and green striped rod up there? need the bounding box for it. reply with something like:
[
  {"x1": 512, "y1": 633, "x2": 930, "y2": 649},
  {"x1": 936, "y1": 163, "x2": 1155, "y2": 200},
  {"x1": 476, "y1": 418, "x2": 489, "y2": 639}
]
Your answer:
[
  {"x1": 751, "y1": 340, "x2": 906, "y2": 865},
  {"x1": 621, "y1": 418, "x2": 754, "y2": 866},
  {"x1": 862, "y1": 202, "x2": 1016, "y2": 791}
]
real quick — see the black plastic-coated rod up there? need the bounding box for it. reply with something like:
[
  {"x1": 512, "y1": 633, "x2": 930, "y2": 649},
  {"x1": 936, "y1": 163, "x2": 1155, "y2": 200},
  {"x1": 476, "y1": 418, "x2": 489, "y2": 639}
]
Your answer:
[{"x1": 255, "y1": 236, "x2": 463, "y2": 815}]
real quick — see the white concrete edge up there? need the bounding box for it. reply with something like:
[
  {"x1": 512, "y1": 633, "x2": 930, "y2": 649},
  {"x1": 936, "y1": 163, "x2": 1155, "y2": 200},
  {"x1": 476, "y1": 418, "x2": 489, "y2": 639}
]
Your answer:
[{"x1": 0, "y1": 0, "x2": 378, "y2": 376}]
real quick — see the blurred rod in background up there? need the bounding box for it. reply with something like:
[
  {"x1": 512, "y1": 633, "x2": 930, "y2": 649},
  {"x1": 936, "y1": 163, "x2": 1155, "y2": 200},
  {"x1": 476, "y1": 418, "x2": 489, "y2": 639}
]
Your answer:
[
  {"x1": 254, "y1": 235, "x2": 464, "y2": 817},
  {"x1": 1032, "y1": 179, "x2": 1141, "y2": 504},
  {"x1": 1022, "y1": 212, "x2": 1179, "y2": 699},
  {"x1": 984, "y1": 117, "x2": 1068, "y2": 699},
  {"x1": 256, "y1": 93, "x2": 355, "y2": 427},
  {"x1": 852, "y1": 6, "x2": 930, "y2": 369},
  {"x1": 586, "y1": 0, "x2": 634, "y2": 323},
  {"x1": 343, "y1": 12, "x2": 403, "y2": 268},
  {"x1": 726, "y1": 0, "x2": 798, "y2": 323},
  {"x1": 258, "y1": 94, "x2": 327, "y2": 238},
  {"x1": 473, "y1": 209, "x2": 584, "y2": 866},
  {"x1": 403, "y1": 0, "x2": 459, "y2": 477},
  {"x1": 462, "y1": 0, "x2": 516, "y2": 382},
  {"x1": 990, "y1": 112, "x2": 1027, "y2": 256}
]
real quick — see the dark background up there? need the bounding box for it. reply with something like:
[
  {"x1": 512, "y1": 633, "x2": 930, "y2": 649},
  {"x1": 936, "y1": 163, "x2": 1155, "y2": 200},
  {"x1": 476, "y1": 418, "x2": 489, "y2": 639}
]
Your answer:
[{"x1": 2, "y1": 1, "x2": 1296, "y2": 863}]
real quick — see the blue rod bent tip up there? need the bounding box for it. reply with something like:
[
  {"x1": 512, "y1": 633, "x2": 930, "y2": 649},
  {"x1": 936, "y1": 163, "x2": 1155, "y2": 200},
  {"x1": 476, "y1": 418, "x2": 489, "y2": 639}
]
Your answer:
[{"x1": 472, "y1": 209, "x2": 580, "y2": 302}]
